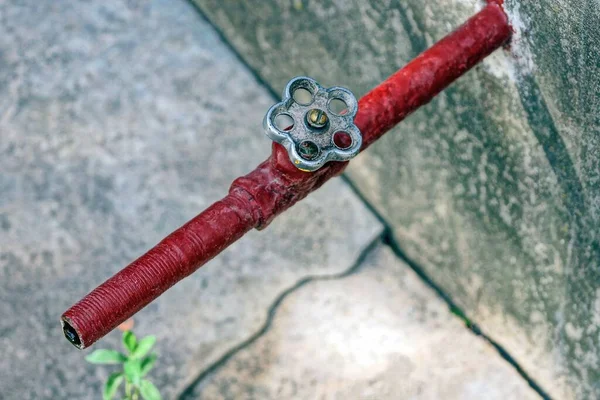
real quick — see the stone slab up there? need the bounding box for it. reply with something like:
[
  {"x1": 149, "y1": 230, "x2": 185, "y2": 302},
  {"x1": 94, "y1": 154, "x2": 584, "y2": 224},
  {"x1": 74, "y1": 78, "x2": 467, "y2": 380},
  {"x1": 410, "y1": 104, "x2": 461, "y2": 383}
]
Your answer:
[{"x1": 188, "y1": 245, "x2": 541, "y2": 400}]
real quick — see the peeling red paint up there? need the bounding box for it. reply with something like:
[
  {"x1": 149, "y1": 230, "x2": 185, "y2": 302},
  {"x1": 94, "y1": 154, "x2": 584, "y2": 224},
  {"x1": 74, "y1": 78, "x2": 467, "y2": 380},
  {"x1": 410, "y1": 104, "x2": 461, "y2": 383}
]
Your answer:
[
  {"x1": 357, "y1": 2, "x2": 510, "y2": 150},
  {"x1": 62, "y1": 3, "x2": 511, "y2": 349}
]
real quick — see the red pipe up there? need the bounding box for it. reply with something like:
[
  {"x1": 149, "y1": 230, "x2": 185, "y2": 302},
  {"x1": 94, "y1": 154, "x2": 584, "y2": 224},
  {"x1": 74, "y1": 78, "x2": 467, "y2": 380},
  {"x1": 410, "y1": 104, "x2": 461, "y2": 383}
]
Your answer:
[{"x1": 61, "y1": 2, "x2": 511, "y2": 349}]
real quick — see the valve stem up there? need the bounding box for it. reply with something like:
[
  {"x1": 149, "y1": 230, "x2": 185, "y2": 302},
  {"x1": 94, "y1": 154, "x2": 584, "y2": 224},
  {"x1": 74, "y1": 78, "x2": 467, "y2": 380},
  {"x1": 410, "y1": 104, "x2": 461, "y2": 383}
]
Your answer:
[{"x1": 306, "y1": 109, "x2": 329, "y2": 129}]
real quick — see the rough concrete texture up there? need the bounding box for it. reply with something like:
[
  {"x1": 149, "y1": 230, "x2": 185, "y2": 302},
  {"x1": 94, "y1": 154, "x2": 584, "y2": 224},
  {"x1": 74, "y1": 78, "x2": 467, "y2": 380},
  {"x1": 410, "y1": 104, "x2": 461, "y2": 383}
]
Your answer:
[
  {"x1": 192, "y1": 0, "x2": 600, "y2": 398},
  {"x1": 187, "y1": 245, "x2": 540, "y2": 400},
  {"x1": 0, "y1": 0, "x2": 383, "y2": 398}
]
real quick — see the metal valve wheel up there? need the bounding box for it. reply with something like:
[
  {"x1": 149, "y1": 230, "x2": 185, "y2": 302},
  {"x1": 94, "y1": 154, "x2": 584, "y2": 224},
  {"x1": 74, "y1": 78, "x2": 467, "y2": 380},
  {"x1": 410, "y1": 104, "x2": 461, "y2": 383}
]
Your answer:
[{"x1": 263, "y1": 76, "x2": 362, "y2": 172}]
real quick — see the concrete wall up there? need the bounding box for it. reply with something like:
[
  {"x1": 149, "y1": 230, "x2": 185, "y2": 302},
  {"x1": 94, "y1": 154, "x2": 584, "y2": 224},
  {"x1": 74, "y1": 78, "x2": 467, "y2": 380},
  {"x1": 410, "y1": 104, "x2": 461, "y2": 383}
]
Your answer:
[{"x1": 191, "y1": 0, "x2": 600, "y2": 398}]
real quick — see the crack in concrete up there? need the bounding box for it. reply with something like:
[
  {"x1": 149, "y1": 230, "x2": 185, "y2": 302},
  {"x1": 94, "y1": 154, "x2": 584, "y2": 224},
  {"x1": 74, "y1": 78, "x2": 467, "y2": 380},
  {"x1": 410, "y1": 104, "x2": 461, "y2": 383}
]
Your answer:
[
  {"x1": 382, "y1": 231, "x2": 552, "y2": 400},
  {"x1": 175, "y1": 234, "x2": 384, "y2": 399},
  {"x1": 342, "y1": 175, "x2": 553, "y2": 400}
]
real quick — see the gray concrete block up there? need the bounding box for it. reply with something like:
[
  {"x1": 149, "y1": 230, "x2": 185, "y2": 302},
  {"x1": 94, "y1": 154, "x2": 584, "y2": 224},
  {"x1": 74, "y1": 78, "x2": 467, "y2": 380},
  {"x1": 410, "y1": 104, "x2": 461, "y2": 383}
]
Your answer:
[
  {"x1": 188, "y1": 245, "x2": 541, "y2": 400},
  {"x1": 191, "y1": 0, "x2": 600, "y2": 398},
  {"x1": 0, "y1": 0, "x2": 381, "y2": 398}
]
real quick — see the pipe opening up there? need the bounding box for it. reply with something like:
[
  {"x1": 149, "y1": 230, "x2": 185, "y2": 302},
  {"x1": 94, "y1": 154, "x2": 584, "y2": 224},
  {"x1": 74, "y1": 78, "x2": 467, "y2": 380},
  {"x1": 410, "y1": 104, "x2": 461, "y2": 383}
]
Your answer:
[{"x1": 62, "y1": 319, "x2": 82, "y2": 349}]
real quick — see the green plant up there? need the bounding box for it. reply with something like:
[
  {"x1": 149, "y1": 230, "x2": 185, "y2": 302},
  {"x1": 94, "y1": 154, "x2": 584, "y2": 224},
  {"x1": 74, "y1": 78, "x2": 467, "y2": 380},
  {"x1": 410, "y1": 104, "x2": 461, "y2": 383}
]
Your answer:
[{"x1": 86, "y1": 331, "x2": 161, "y2": 400}]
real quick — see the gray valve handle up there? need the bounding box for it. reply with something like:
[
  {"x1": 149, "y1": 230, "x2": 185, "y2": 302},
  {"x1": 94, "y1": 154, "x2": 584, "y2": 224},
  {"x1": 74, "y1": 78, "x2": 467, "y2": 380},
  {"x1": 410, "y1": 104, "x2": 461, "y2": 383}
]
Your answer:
[{"x1": 263, "y1": 76, "x2": 362, "y2": 172}]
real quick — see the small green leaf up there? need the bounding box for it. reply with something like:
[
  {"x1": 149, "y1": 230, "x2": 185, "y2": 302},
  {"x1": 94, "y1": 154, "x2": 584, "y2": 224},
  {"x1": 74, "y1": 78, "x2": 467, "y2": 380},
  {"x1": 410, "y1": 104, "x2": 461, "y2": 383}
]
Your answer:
[
  {"x1": 131, "y1": 335, "x2": 156, "y2": 359},
  {"x1": 123, "y1": 331, "x2": 137, "y2": 353},
  {"x1": 140, "y1": 379, "x2": 162, "y2": 400},
  {"x1": 85, "y1": 349, "x2": 127, "y2": 364},
  {"x1": 103, "y1": 372, "x2": 124, "y2": 400},
  {"x1": 124, "y1": 359, "x2": 142, "y2": 386},
  {"x1": 141, "y1": 353, "x2": 158, "y2": 376}
]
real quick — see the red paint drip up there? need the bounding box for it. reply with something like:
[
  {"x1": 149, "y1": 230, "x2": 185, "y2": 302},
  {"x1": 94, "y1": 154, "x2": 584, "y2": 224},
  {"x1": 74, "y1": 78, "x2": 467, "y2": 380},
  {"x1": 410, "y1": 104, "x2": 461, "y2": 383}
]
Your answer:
[{"x1": 62, "y1": 3, "x2": 511, "y2": 349}]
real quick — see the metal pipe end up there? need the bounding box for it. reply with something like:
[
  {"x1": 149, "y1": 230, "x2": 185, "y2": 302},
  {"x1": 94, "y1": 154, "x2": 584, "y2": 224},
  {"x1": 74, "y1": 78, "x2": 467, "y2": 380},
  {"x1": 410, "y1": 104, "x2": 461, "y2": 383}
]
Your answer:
[{"x1": 61, "y1": 317, "x2": 83, "y2": 349}]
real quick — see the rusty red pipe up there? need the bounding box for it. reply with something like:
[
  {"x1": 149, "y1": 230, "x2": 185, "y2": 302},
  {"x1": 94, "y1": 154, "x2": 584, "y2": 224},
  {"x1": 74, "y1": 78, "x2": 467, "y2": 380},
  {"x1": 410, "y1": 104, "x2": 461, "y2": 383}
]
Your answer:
[{"x1": 61, "y1": 3, "x2": 511, "y2": 349}]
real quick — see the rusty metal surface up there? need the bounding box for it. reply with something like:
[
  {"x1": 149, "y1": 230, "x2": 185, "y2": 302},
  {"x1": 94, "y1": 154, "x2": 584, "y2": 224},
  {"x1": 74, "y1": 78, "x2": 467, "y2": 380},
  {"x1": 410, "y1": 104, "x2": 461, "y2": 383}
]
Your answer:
[{"x1": 62, "y1": 3, "x2": 510, "y2": 350}]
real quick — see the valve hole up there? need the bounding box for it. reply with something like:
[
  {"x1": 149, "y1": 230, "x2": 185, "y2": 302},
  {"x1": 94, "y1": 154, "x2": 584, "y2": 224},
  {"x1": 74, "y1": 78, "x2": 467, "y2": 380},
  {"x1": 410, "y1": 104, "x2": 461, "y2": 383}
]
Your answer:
[
  {"x1": 333, "y1": 131, "x2": 353, "y2": 149},
  {"x1": 297, "y1": 141, "x2": 320, "y2": 160},
  {"x1": 274, "y1": 113, "x2": 294, "y2": 131},
  {"x1": 293, "y1": 88, "x2": 313, "y2": 105},
  {"x1": 329, "y1": 98, "x2": 348, "y2": 116}
]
